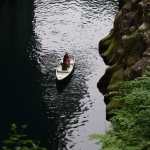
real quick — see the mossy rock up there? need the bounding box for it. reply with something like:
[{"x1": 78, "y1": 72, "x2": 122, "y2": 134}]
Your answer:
[
  {"x1": 142, "y1": 62, "x2": 149, "y2": 74},
  {"x1": 120, "y1": 11, "x2": 137, "y2": 35},
  {"x1": 99, "y1": 29, "x2": 114, "y2": 54},
  {"x1": 97, "y1": 58, "x2": 122, "y2": 94},
  {"x1": 97, "y1": 72, "x2": 112, "y2": 95},
  {"x1": 147, "y1": 48, "x2": 150, "y2": 53},
  {"x1": 124, "y1": 57, "x2": 148, "y2": 80},
  {"x1": 106, "y1": 99, "x2": 122, "y2": 113},
  {"x1": 127, "y1": 53, "x2": 141, "y2": 67},
  {"x1": 131, "y1": 10, "x2": 143, "y2": 27},
  {"x1": 123, "y1": 66, "x2": 133, "y2": 81},
  {"x1": 118, "y1": 0, "x2": 126, "y2": 10},
  {"x1": 99, "y1": 39, "x2": 112, "y2": 54},
  {"x1": 122, "y1": 31, "x2": 142, "y2": 56},
  {"x1": 107, "y1": 68, "x2": 125, "y2": 92},
  {"x1": 100, "y1": 29, "x2": 114, "y2": 43},
  {"x1": 114, "y1": 10, "x2": 123, "y2": 31},
  {"x1": 101, "y1": 33, "x2": 121, "y2": 65},
  {"x1": 121, "y1": 56, "x2": 127, "y2": 68}
]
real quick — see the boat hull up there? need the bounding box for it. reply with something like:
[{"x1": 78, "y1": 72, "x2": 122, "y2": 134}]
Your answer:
[{"x1": 56, "y1": 54, "x2": 75, "y2": 81}]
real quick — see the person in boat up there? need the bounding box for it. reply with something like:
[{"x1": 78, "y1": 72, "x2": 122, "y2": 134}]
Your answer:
[
  {"x1": 64, "y1": 53, "x2": 70, "y2": 67},
  {"x1": 61, "y1": 58, "x2": 68, "y2": 70}
]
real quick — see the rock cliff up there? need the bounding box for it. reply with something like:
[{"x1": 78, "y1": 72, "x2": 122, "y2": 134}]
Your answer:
[{"x1": 97, "y1": 0, "x2": 150, "y2": 115}]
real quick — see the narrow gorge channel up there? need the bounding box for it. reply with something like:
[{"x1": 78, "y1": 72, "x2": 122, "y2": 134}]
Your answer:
[{"x1": 0, "y1": 0, "x2": 118, "y2": 149}]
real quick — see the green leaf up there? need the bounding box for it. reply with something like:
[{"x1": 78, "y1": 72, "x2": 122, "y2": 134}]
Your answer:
[
  {"x1": 20, "y1": 140, "x2": 35, "y2": 144},
  {"x1": 2, "y1": 124, "x2": 47, "y2": 150},
  {"x1": 15, "y1": 146, "x2": 21, "y2": 150},
  {"x1": 21, "y1": 146, "x2": 33, "y2": 150},
  {"x1": 38, "y1": 148, "x2": 47, "y2": 150},
  {"x1": 17, "y1": 134, "x2": 26, "y2": 138},
  {"x1": 22, "y1": 125, "x2": 27, "y2": 129},
  {"x1": 39, "y1": 147, "x2": 46, "y2": 150},
  {"x1": 2, "y1": 140, "x2": 16, "y2": 144},
  {"x1": 11, "y1": 124, "x2": 17, "y2": 131},
  {"x1": 2, "y1": 146, "x2": 7, "y2": 150},
  {"x1": 2, "y1": 147, "x2": 12, "y2": 150},
  {"x1": 9, "y1": 136, "x2": 18, "y2": 141},
  {"x1": 21, "y1": 147, "x2": 31, "y2": 150},
  {"x1": 32, "y1": 143, "x2": 38, "y2": 149}
]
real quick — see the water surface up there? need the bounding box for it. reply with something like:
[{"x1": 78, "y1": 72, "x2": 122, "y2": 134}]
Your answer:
[{"x1": 0, "y1": 0, "x2": 118, "y2": 149}]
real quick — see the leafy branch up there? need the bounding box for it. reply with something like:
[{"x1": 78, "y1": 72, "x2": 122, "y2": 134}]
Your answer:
[
  {"x1": 89, "y1": 62, "x2": 150, "y2": 149},
  {"x1": 2, "y1": 124, "x2": 46, "y2": 150}
]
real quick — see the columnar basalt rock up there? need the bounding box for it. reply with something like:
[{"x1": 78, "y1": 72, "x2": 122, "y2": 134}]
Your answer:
[{"x1": 98, "y1": 0, "x2": 150, "y2": 114}]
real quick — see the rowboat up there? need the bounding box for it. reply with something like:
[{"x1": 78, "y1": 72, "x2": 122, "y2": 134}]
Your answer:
[{"x1": 56, "y1": 54, "x2": 75, "y2": 81}]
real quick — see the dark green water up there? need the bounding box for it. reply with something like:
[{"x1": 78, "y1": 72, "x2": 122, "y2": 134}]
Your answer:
[{"x1": 0, "y1": 0, "x2": 118, "y2": 149}]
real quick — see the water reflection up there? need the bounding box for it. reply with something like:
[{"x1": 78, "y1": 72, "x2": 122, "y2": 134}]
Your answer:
[
  {"x1": 0, "y1": 0, "x2": 118, "y2": 149},
  {"x1": 33, "y1": 0, "x2": 119, "y2": 148}
]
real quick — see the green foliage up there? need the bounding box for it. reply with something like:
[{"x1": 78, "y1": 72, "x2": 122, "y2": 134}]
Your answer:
[
  {"x1": 90, "y1": 63, "x2": 150, "y2": 149},
  {"x1": 2, "y1": 124, "x2": 46, "y2": 150},
  {"x1": 138, "y1": 28, "x2": 148, "y2": 37}
]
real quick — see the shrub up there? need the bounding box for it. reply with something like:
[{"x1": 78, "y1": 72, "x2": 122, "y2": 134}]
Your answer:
[
  {"x1": 2, "y1": 124, "x2": 46, "y2": 150},
  {"x1": 90, "y1": 65, "x2": 150, "y2": 149}
]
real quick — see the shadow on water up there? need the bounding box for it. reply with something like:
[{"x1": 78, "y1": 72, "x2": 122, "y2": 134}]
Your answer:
[
  {"x1": 56, "y1": 75, "x2": 73, "y2": 93},
  {"x1": 0, "y1": 0, "x2": 44, "y2": 145},
  {"x1": 56, "y1": 68, "x2": 75, "y2": 93}
]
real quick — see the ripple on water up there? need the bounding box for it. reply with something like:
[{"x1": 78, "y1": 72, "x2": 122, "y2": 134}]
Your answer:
[{"x1": 31, "y1": 0, "x2": 118, "y2": 149}]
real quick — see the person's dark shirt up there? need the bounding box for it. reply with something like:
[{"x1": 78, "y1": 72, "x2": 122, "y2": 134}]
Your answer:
[{"x1": 61, "y1": 62, "x2": 67, "y2": 70}]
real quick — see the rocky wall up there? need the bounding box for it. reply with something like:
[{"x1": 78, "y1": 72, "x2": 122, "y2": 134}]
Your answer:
[{"x1": 97, "y1": 0, "x2": 150, "y2": 116}]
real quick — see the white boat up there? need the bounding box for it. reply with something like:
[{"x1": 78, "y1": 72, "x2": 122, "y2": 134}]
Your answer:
[{"x1": 56, "y1": 54, "x2": 75, "y2": 81}]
